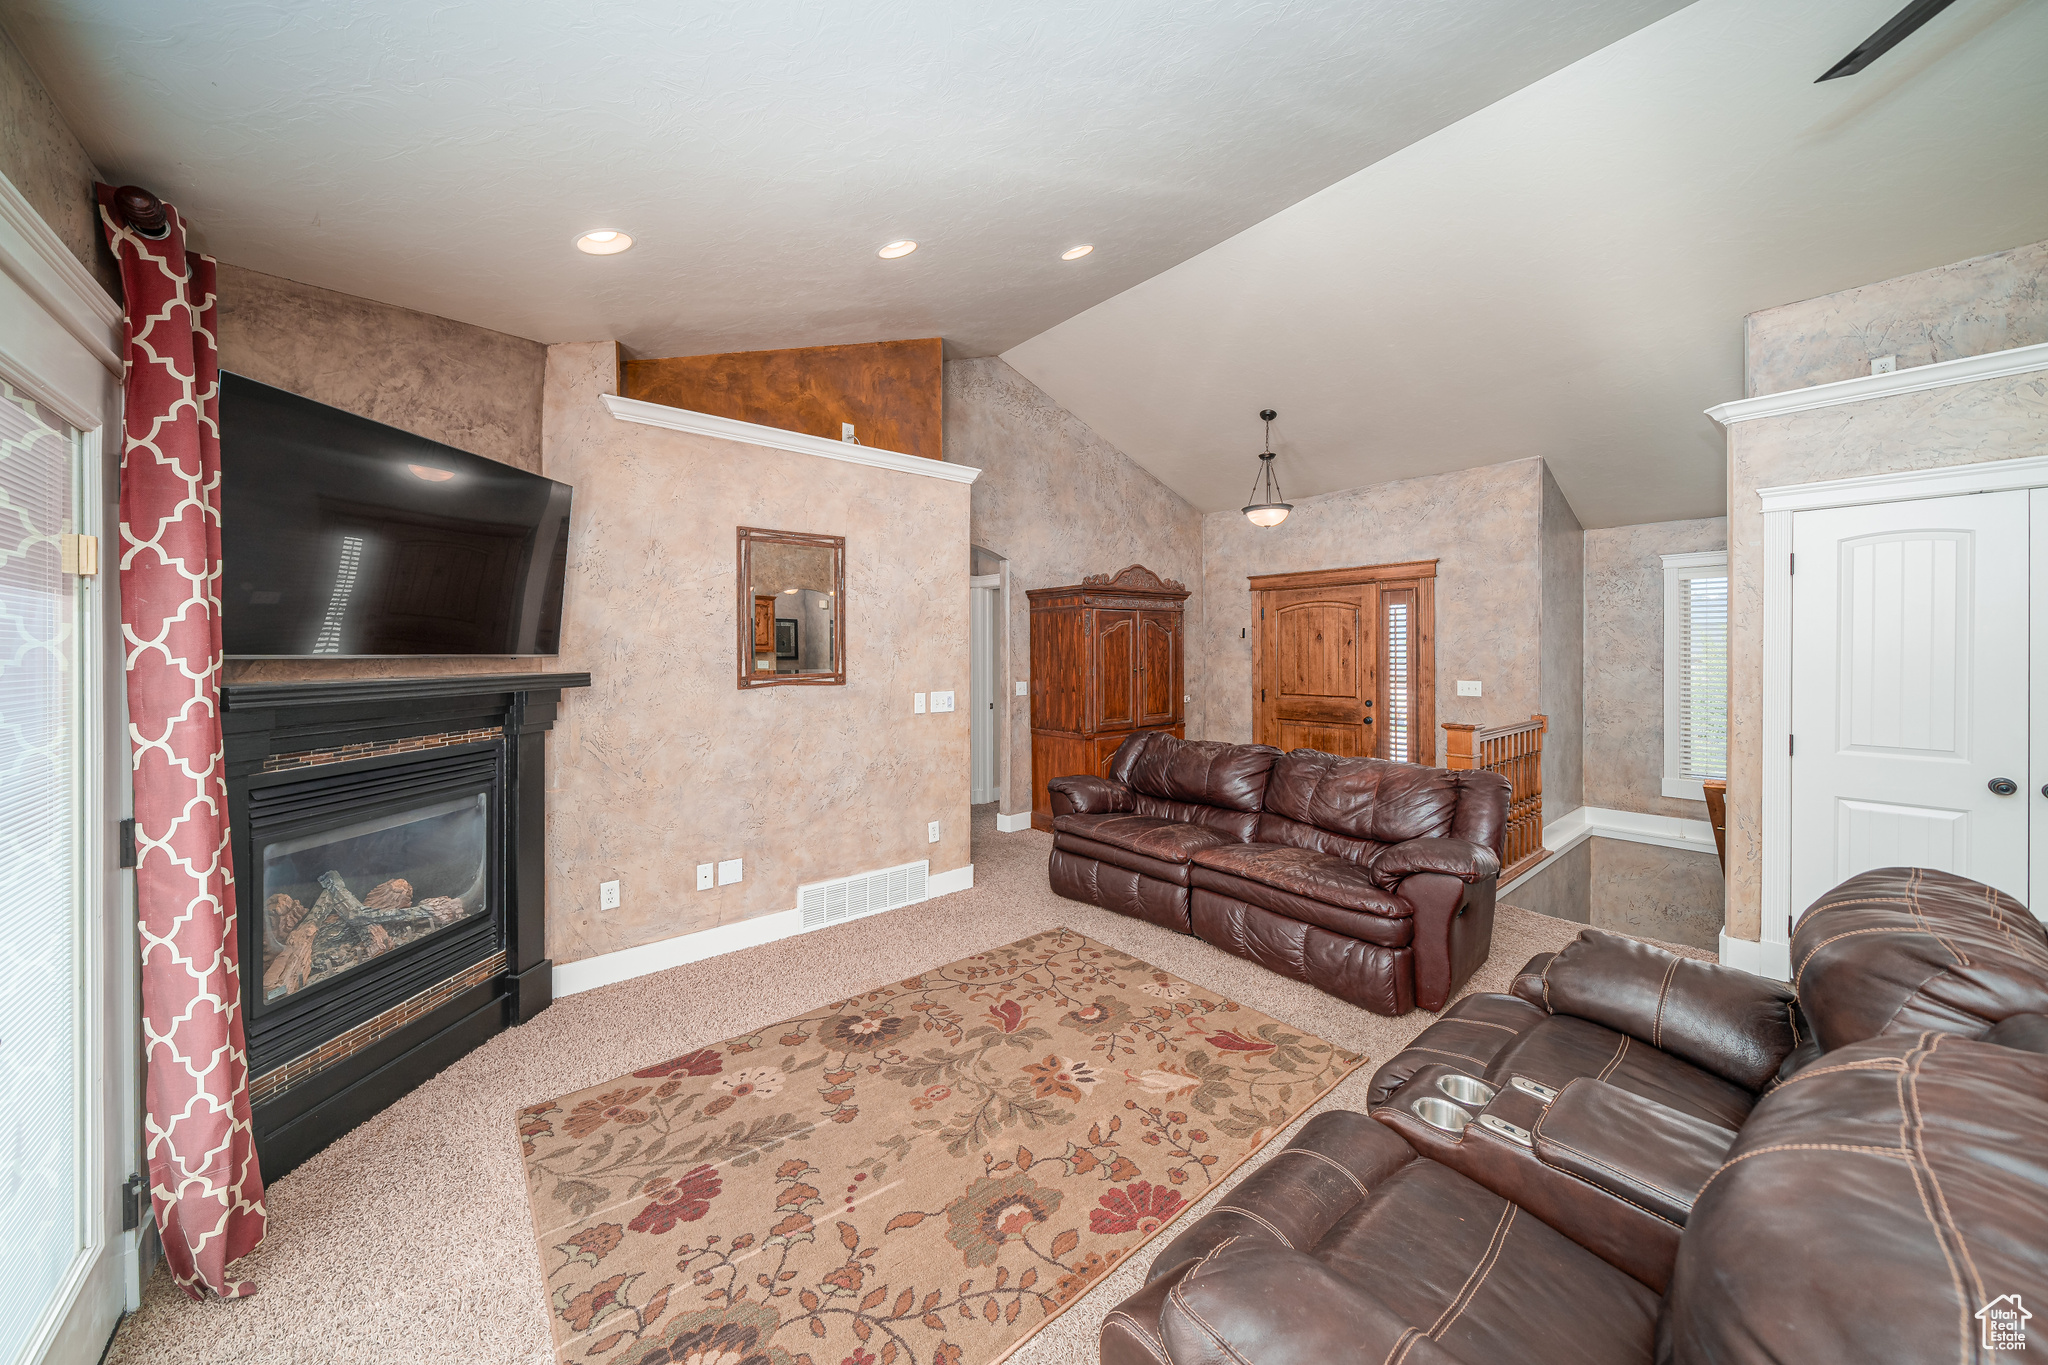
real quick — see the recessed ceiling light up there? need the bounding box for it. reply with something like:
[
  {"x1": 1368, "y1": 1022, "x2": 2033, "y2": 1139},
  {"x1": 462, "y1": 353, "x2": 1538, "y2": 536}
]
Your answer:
[
  {"x1": 575, "y1": 230, "x2": 633, "y2": 255},
  {"x1": 1061, "y1": 244, "x2": 1094, "y2": 260},
  {"x1": 407, "y1": 464, "x2": 455, "y2": 482},
  {"x1": 878, "y1": 240, "x2": 918, "y2": 259}
]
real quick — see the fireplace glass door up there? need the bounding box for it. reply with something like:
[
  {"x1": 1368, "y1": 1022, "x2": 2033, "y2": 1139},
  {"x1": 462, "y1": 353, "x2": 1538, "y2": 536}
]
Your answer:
[{"x1": 259, "y1": 791, "x2": 489, "y2": 1003}]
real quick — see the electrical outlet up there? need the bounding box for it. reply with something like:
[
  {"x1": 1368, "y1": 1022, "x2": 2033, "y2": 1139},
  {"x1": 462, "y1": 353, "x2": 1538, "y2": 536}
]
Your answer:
[
  {"x1": 842, "y1": 422, "x2": 858, "y2": 442},
  {"x1": 696, "y1": 863, "x2": 713, "y2": 891},
  {"x1": 928, "y1": 820, "x2": 941, "y2": 843},
  {"x1": 600, "y1": 880, "x2": 621, "y2": 910},
  {"x1": 1457, "y1": 680, "x2": 1482, "y2": 697},
  {"x1": 931, "y1": 690, "x2": 955, "y2": 713},
  {"x1": 1871, "y1": 354, "x2": 1897, "y2": 375},
  {"x1": 1015, "y1": 680, "x2": 1029, "y2": 696},
  {"x1": 717, "y1": 858, "x2": 743, "y2": 886},
  {"x1": 914, "y1": 692, "x2": 926, "y2": 714}
]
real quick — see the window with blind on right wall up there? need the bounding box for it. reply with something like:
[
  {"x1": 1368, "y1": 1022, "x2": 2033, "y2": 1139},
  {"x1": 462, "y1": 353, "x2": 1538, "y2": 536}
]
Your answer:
[{"x1": 1662, "y1": 550, "x2": 1728, "y2": 801}]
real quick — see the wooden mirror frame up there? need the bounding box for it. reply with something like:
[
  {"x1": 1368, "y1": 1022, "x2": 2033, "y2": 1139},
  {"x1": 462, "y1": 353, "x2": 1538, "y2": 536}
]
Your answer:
[{"x1": 736, "y1": 527, "x2": 846, "y2": 689}]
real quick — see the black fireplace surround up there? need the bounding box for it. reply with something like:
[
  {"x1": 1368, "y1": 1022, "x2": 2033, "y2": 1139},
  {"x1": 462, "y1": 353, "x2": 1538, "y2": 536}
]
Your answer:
[{"x1": 223, "y1": 672, "x2": 588, "y2": 1178}]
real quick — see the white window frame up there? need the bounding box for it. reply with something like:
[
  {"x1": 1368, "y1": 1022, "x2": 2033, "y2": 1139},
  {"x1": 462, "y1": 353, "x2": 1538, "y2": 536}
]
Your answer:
[{"x1": 1662, "y1": 550, "x2": 1728, "y2": 801}]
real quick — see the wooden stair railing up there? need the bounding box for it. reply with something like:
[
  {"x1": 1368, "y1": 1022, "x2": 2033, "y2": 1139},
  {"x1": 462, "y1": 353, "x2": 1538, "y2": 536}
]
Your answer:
[{"x1": 1442, "y1": 714, "x2": 1548, "y2": 881}]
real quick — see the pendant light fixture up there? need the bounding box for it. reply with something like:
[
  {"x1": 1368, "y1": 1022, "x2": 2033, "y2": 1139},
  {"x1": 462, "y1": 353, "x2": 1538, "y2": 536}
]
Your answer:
[{"x1": 1242, "y1": 408, "x2": 1292, "y2": 527}]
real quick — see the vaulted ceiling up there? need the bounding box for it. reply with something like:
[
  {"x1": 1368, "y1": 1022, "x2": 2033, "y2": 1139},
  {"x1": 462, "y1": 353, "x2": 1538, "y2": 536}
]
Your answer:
[{"x1": 1, "y1": 0, "x2": 1684, "y2": 357}]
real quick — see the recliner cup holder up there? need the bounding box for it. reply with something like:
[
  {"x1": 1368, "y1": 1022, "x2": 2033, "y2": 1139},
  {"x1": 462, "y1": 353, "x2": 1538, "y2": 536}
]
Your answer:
[
  {"x1": 1412, "y1": 1096, "x2": 1473, "y2": 1134},
  {"x1": 1436, "y1": 1074, "x2": 1496, "y2": 1107}
]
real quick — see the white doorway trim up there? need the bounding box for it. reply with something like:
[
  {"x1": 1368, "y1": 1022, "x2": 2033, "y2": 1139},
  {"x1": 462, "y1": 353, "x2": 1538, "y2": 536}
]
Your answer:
[
  {"x1": 1757, "y1": 452, "x2": 2048, "y2": 980},
  {"x1": 0, "y1": 170, "x2": 139, "y2": 1365},
  {"x1": 969, "y1": 575, "x2": 1000, "y2": 805}
]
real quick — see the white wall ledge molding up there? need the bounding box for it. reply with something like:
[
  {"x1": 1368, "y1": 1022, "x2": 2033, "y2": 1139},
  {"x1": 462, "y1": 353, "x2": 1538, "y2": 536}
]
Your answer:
[
  {"x1": 602, "y1": 393, "x2": 981, "y2": 484},
  {"x1": 553, "y1": 862, "x2": 974, "y2": 997},
  {"x1": 1705, "y1": 340, "x2": 2048, "y2": 427}
]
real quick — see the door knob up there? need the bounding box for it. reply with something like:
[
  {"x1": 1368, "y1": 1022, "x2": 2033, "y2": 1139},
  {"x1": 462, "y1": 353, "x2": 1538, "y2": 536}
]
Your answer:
[{"x1": 1989, "y1": 777, "x2": 2019, "y2": 796}]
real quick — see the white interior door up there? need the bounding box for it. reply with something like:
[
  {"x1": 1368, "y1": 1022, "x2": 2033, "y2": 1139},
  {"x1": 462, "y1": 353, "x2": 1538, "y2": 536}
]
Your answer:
[
  {"x1": 2031, "y1": 489, "x2": 2048, "y2": 916},
  {"x1": 969, "y1": 582, "x2": 999, "y2": 804},
  {"x1": 1790, "y1": 491, "x2": 2031, "y2": 915}
]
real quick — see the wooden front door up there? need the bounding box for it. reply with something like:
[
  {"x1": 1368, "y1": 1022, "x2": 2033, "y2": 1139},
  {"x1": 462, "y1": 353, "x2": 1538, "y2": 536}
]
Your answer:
[
  {"x1": 1092, "y1": 610, "x2": 1137, "y2": 731},
  {"x1": 1138, "y1": 610, "x2": 1179, "y2": 727},
  {"x1": 1257, "y1": 585, "x2": 1375, "y2": 756}
]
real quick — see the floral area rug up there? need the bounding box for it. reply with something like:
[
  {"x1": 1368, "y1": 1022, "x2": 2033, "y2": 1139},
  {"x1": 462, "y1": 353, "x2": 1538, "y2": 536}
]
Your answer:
[{"x1": 519, "y1": 928, "x2": 1364, "y2": 1365}]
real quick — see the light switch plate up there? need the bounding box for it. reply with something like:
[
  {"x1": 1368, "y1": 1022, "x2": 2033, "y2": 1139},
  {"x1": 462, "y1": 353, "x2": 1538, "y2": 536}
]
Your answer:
[
  {"x1": 931, "y1": 690, "x2": 956, "y2": 713},
  {"x1": 717, "y1": 858, "x2": 743, "y2": 886},
  {"x1": 599, "y1": 880, "x2": 621, "y2": 910},
  {"x1": 696, "y1": 863, "x2": 713, "y2": 891},
  {"x1": 928, "y1": 820, "x2": 941, "y2": 843},
  {"x1": 1015, "y1": 680, "x2": 1029, "y2": 696},
  {"x1": 1457, "y1": 680, "x2": 1482, "y2": 697},
  {"x1": 913, "y1": 693, "x2": 926, "y2": 714}
]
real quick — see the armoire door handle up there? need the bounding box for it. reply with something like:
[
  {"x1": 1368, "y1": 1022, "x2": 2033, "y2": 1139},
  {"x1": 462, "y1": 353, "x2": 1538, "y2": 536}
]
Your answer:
[{"x1": 1989, "y1": 777, "x2": 2019, "y2": 796}]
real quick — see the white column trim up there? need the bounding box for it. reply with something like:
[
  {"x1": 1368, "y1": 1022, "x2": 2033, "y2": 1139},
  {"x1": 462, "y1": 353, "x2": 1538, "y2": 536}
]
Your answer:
[
  {"x1": 602, "y1": 393, "x2": 981, "y2": 484},
  {"x1": 1760, "y1": 509, "x2": 1794, "y2": 964},
  {"x1": 1706, "y1": 341, "x2": 2048, "y2": 427},
  {"x1": 554, "y1": 863, "x2": 975, "y2": 997}
]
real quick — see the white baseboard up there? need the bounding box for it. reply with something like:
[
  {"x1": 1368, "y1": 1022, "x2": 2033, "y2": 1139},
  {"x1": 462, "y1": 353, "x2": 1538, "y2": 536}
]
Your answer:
[
  {"x1": 1718, "y1": 929, "x2": 1763, "y2": 976},
  {"x1": 995, "y1": 810, "x2": 1034, "y2": 833},
  {"x1": 553, "y1": 861, "x2": 974, "y2": 998}
]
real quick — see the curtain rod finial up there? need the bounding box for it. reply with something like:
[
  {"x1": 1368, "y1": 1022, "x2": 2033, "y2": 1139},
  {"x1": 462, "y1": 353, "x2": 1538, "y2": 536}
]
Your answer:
[{"x1": 112, "y1": 184, "x2": 169, "y2": 237}]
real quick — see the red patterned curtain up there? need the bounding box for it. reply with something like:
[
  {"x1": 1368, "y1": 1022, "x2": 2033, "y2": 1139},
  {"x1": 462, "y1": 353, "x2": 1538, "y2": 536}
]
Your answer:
[{"x1": 97, "y1": 185, "x2": 267, "y2": 1298}]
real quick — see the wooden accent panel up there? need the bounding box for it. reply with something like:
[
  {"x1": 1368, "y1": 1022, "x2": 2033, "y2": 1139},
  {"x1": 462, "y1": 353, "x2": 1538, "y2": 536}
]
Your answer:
[
  {"x1": 1027, "y1": 566, "x2": 1189, "y2": 830},
  {"x1": 1250, "y1": 561, "x2": 1436, "y2": 764},
  {"x1": 1444, "y1": 715, "x2": 1547, "y2": 879},
  {"x1": 623, "y1": 337, "x2": 944, "y2": 460},
  {"x1": 753, "y1": 596, "x2": 775, "y2": 652}
]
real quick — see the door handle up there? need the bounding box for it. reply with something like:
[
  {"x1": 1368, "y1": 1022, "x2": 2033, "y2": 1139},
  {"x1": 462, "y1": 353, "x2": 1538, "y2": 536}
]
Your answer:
[{"x1": 1989, "y1": 778, "x2": 2019, "y2": 796}]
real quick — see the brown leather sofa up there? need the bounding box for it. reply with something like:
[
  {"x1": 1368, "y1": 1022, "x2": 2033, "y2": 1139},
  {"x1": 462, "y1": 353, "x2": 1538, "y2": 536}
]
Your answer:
[
  {"x1": 1047, "y1": 732, "x2": 1509, "y2": 1015},
  {"x1": 1099, "y1": 866, "x2": 2048, "y2": 1364}
]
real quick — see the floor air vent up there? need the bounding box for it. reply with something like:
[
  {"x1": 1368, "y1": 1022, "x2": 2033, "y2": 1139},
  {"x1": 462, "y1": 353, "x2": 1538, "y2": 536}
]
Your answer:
[{"x1": 798, "y1": 859, "x2": 929, "y2": 930}]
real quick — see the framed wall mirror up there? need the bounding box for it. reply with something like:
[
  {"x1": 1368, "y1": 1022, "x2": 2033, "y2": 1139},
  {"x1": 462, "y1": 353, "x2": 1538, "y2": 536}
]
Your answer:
[{"x1": 737, "y1": 527, "x2": 845, "y2": 688}]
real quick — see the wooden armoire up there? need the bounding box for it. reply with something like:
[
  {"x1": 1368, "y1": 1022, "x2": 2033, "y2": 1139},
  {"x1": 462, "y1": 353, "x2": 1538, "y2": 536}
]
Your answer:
[{"x1": 1028, "y1": 564, "x2": 1188, "y2": 831}]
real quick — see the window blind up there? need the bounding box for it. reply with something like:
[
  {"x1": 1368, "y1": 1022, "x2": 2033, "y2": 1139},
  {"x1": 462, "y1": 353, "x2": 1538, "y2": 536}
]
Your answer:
[
  {"x1": 1678, "y1": 572, "x2": 1727, "y2": 780},
  {"x1": 1385, "y1": 599, "x2": 1411, "y2": 763}
]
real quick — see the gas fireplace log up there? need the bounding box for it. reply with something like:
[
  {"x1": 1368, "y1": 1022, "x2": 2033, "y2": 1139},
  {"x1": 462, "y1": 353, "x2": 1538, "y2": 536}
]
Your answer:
[{"x1": 315, "y1": 870, "x2": 437, "y2": 929}]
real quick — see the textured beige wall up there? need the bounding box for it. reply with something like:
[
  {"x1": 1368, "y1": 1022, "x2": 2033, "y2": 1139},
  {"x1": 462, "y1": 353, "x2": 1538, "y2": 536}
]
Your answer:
[
  {"x1": 0, "y1": 28, "x2": 117, "y2": 296},
  {"x1": 946, "y1": 357, "x2": 1203, "y2": 816},
  {"x1": 1506, "y1": 839, "x2": 1590, "y2": 927},
  {"x1": 1538, "y1": 464, "x2": 1584, "y2": 818},
  {"x1": 216, "y1": 264, "x2": 545, "y2": 471},
  {"x1": 1583, "y1": 516, "x2": 1727, "y2": 818},
  {"x1": 544, "y1": 343, "x2": 972, "y2": 963},
  {"x1": 1198, "y1": 458, "x2": 1549, "y2": 756},
  {"x1": 1726, "y1": 238, "x2": 2048, "y2": 940},
  {"x1": 1745, "y1": 239, "x2": 2048, "y2": 397},
  {"x1": 1589, "y1": 838, "x2": 1722, "y2": 951}
]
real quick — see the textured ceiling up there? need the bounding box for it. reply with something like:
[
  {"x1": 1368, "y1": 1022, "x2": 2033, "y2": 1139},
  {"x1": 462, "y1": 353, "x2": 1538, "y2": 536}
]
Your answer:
[
  {"x1": 5, "y1": 0, "x2": 1686, "y2": 359},
  {"x1": 1002, "y1": 0, "x2": 2048, "y2": 528}
]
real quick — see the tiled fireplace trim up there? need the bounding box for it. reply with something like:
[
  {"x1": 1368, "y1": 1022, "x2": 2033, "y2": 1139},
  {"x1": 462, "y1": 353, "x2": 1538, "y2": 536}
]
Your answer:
[
  {"x1": 248, "y1": 949, "x2": 509, "y2": 1106},
  {"x1": 260, "y1": 725, "x2": 503, "y2": 773}
]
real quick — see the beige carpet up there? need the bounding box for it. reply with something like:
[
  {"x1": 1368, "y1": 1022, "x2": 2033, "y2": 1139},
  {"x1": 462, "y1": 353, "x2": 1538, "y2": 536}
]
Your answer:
[{"x1": 106, "y1": 809, "x2": 1709, "y2": 1365}]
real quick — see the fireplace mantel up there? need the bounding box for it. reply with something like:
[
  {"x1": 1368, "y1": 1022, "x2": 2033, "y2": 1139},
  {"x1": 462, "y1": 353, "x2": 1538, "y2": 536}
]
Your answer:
[{"x1": 221, "y1": 670, "x2": 589, "y2": 1177}]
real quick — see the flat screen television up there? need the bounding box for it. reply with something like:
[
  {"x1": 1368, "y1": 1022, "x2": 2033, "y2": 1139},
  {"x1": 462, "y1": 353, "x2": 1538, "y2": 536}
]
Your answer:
[{"x1": 220, "y1": 372, "x2": 573, "y2": 657}]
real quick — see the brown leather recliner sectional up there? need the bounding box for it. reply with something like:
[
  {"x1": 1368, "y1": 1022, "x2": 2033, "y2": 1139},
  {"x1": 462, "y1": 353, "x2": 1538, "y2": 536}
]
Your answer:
[
  {"x1": 1100, "y1": 867, "x2": 2048, "y2": 1363},
  {"x1": 1047, "y1": 731, "x2": 1509, "y2": 1015}
]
